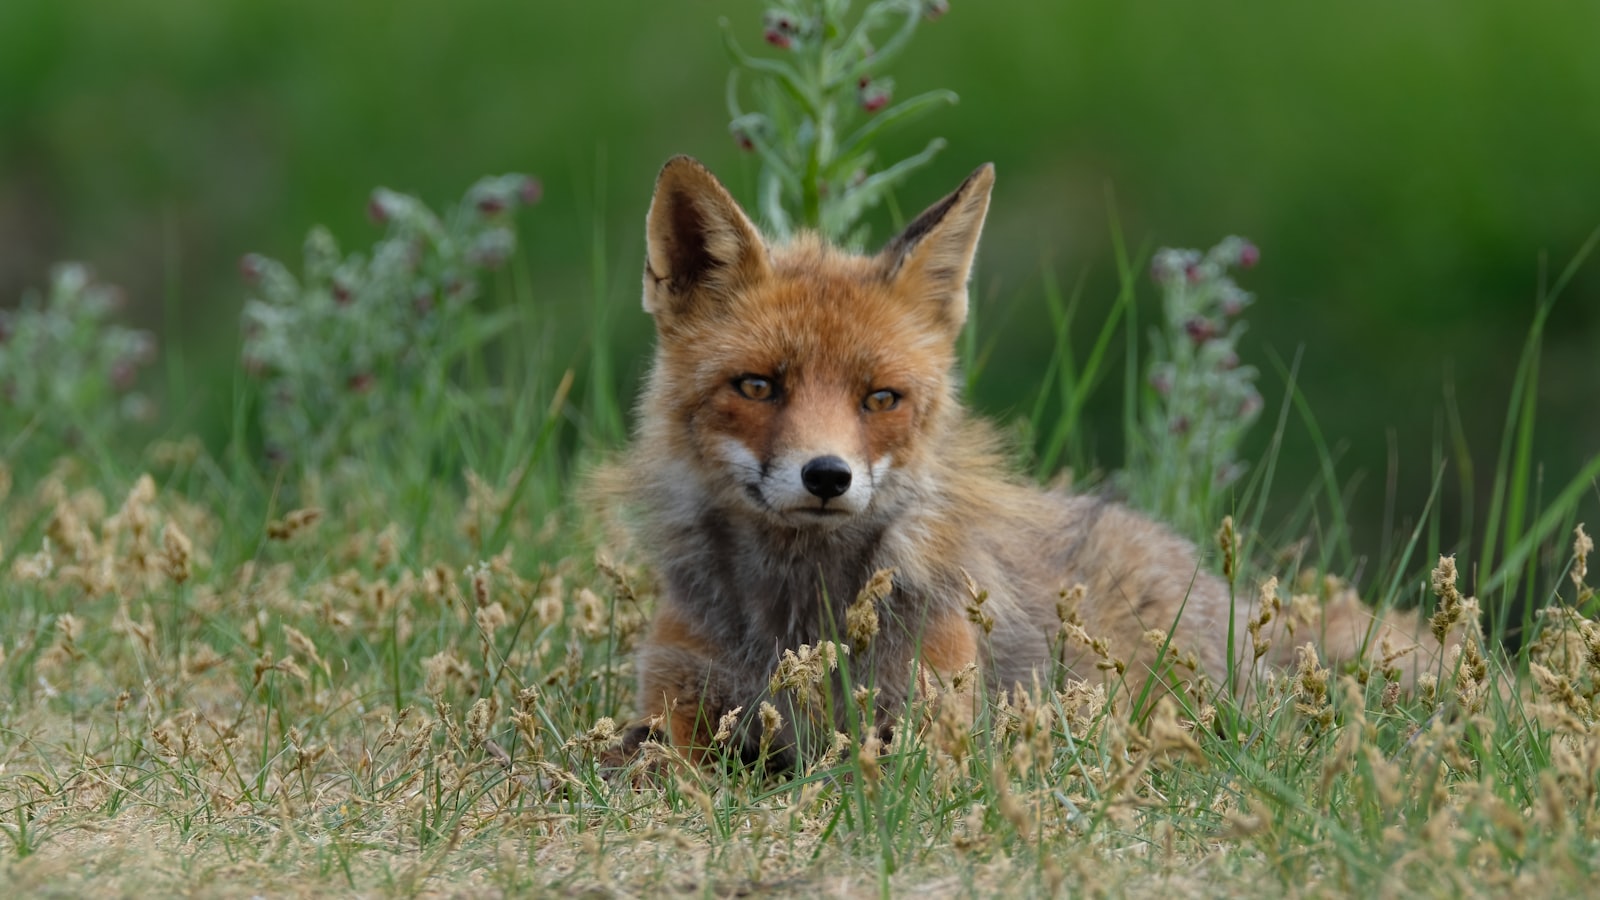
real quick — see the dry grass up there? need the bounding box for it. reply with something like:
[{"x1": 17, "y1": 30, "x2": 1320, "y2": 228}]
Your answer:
[{"x1": 4, "y1": 459, "x2": 1600, "y2": 898}]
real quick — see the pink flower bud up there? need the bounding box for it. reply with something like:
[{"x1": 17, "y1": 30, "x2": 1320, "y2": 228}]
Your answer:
[
  {"x1": 332, "y1": 281, "x2": 353, "y2": 305},
  {"x1": 111, "y1": 360, "x2": 138, "y2": 391},
  {"x1": 1184, "y1": 263, "x2": 1202, "y2": 284},
  {"x1": 1239, "y1": 242, "x2": 1260, "y2": 269},
  {"x1": 764, "y1": 28, "x2": 792, "y2": 49},
  {"x1": 924, "y1": 0, "x2": 950, "y2": 20},
  {"x1": 1240, "y1": 392, "x2": 1263, "y2": 418},
  {"x1": 518, "y1": 176, "x2": 543, "y2": 206},
  {"x1": 477, "y1": 195, "x2": 507, "y2": 215},
  {"x1": 347, "y1": 372, "x2": 374, "y2": 394},
  {"x1": 238, "y1": 254, "x2": 265, "y2": 284},
  {"x1": 1184, "y1": 317, "x2": 1216, "y2": 345},
  {"x1": 366, "y1": 195, "x2": 389, "y2": 225},
  {"x1": 733, "y1": 128, "x2": 756, "y2": 152}
]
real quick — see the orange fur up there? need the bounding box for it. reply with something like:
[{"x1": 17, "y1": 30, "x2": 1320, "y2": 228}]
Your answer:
[{"x1": 919, "y1": 610, "x2": 980, "y2": 678}]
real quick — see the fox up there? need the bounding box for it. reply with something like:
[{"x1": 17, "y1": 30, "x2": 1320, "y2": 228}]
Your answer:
[{"x1": 600, "y1": 155, "x2": 1445, "y2": 769}]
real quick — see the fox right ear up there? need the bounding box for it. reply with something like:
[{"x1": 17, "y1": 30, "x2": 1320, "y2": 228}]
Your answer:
[
  {"x1": 878, "y1": 163, "x2": 995, "y2": 336},
  {"x1": 643, "y1": 156, "x2": 769, "y2": 323}
]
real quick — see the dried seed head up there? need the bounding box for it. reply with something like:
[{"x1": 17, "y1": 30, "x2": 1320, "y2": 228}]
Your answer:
[
  {"x1": 53, "y1": 613, "x2": 85, "y2": 662},
  {"x1": 950, "y1": 661, "x2": 979, "y2": 695},
  {"x1": 474, "y1": 601, "x2": 508, "y2": 637},
  {"x1": 283, "y1": 624, "x2": 328, "y2": 676},
  {"x1": 467, "y1": 561, "x2": 492, "y2": 607},
  {"x1": 960, "y1": 568, "x2": 994, "y2": 634},
  {"x1": 1572, "y1": 524, "x2": 1592, "y2": 600},
  {"x1": 422, "y1": 650, "x2": 468, "y2": 697},
  {"x1": 930, "y1": 692, "x2": 973, "y2": 763},
  {"x1": 1381, "y1": 679, "x2": 1401, "y2": 712},
  {"x1": 1216, "y1": 515, "x2": 1239, "y2": 584},
  {"x1": 712, "y1": 706, "x2": 744, "y2": 745},
  {"x1": 1248, "y1": 576, "x2": 1281, "y2": 661},
  {"x1": 46, "y1": 504, "x2": 95, "y2": 564},
  {"x1": 573, "y1": 587, "x2": 606, "y2": 638},
  {"x1": 768, "y1": 642, "x2": 847, "y2": 702},
  {"x1": 1452, "y1": 635, "x2": 1491, "y2": 714},
  {"x1": 849, "y1": 683, "x2": 880, "y2": 723},
  {"x1": 847, "y1": 567, "x2": 893, "y2": 650},
  {"x1": 758, "y1": 701, "x2": 784, "y2": 739},
  {"x1": 1292, "y1": 642, "x2": 1333, "y2": 727},
  {"x1": 533, "y1": 573, "x2": 564, "y2": 626},
  {"x1": 1056, "y1": 583, "x2": 1086, "y2": 627},
  {"x1": 857, "y1": 730, "x2": 884, "y2": 784},
  {"x1": 161, "y1": 521, "x2": 193, "y2": 584},
  {"x1": 809, "y1": 731, "x2": 852, "y2": 774},
  {"x1": 565, "y1": 717, "x2": 619, "y2": 754},
  {"x1": 1145, "y1": 696, "x2": 1204, "y2": 765},
  {"x1": 1417, "y1": 672, "x2": 1438, "y2": 705},
  {"x1": 12, "y1": 538, "x2": 55, "y2": 581},
  {"x1": 267, "y1": 508, "x2": 323, "y2": 541},
  {"x1": 373, "y1": 525, "x2": 401, "y2": 569},
  {"x1": 466, "y1": 697, "x2": 494, "y2": 748},
  {"x1": 1529, "y1": 663, "x2": 1591, "y2": 721},
  {"x1": 1428, "y1": 554, "x2": 1470, "y2": 645}
]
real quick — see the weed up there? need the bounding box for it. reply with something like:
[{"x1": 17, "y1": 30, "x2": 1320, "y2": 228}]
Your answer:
[
  {"x1": 0, "y1": 265, "x2": 156, "y2": 464},
  {"x1": 724, "y1": 0, "x2": 957, "y2": 242},
  {"x1": 238, "y1": 174, "x2": 541, "y2": 475},
  {"x1": 1127, "y1": 236, "x2": 1265, "y2": 533}
]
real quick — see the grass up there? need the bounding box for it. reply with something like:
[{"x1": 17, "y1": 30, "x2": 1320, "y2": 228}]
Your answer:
[{"x1": 3, "y1": 203, "x2": 1600, "y2": 897}]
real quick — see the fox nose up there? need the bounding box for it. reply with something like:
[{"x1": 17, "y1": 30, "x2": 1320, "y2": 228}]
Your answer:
[{"x1": 801, "y1": 455, "x2": 853, "y2": 499}]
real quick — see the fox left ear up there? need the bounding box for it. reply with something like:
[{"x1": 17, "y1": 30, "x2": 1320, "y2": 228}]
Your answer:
[
  {"x1": 643, "y1": 156, "x2": 770, "y2": 326},
  {"x1": 879, "y1": 163, "x2": 995, "y2": 334}
]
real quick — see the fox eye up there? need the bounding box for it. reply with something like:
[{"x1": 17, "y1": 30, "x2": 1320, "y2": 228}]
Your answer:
[
  {"x1": 734, "y1": 375, "x2": 775, "y2": 401},
  {"x1": 863, "y1": 389, "x2": 901, "y2": 412}
]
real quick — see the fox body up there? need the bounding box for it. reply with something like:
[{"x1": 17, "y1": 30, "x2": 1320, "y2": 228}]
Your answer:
[{"x1": 606, "y1": 156, "x2": 1437, "y2": 765}]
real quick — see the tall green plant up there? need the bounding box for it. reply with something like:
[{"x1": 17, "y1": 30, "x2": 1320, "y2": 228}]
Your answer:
[
  {"x1": 238, "y1": 175, "x2": 540, "y2": 475},
  {"x1": 0, "y1": 265, "x2": 156, "y2": 463},
  {"x1": 724, "y1": 0, "x2": 957, "y2": 244},
  {"x1": 1124, "y1": 237, "x2": 1264, "y2": 535}
]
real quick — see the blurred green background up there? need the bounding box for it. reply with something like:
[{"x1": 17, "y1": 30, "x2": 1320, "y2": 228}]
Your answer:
[{"x1": 3, "y1": 0, "x2": 1597, "y2": 569}]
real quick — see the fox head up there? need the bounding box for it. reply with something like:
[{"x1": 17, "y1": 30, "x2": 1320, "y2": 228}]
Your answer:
[{"x1": 637, "y1": 156, "x2": 994, "y2": 531}]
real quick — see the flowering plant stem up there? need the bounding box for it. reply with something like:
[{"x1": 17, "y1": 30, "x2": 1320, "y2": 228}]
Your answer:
[{"x1": 723, "y1": 1, "x2": 956, "y2": 243}]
